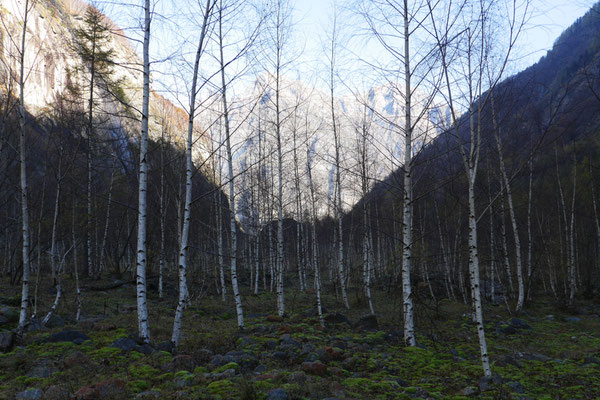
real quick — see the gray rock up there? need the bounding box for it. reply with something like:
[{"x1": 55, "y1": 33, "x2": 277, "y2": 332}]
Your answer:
[
  {"x1": 254, "y1": 364, "x2": 267, "y2": 374},
  {"x1": 510, "y1": 318, "x2": 532, "y2": 330},
  {"x1": 0, "y1": 331, "x2": 14, "y2": 352},
  {"x1": 267, "y1": 388, "x2": 288, "y2": 400},
  {"x1": 135, "y1": 390, "x2": 161, "y2": 399},
  {"x1": 355, "y1": 314, "x2": 378, "y2": 331},
  {"x1": 27, "y1": 362, "x2": 57, "y2": 378},
  {"x1": 0, "y1": 305, "x2": 18, "y2": 322},
  {"x1": 0, "y1": 315, "x2": 8, "y2": 325},
  {"x1": 584, "y1": 356, "x2": 600, "y2": 364},
  {"x1": 324, "y1": 313, "x2": 351, "y2": 325},
  {"x1": 459, "y1": 386, "x2": 479, "y2": 396},
  {"x1": 110, "y1": 337, "x2": 140, "y2": 351},
  {"x1": 174, "y1": 372, "x2": 195, "y2": 387},
  {"x1": 46, "y1": 330, "x2": 90, "y2": 344},
  {"x1": 507, "y1": 381, "x2": 525, "y2": 394},
  {"x1": 43, "y1": 385, "x2": 70, "y2": 400},
  {"x1": 522, "y1": 352, "x2": 551, "y2": 362},
  {"x1": 288, "y1": 371, "x2": 307, "y2": 384},
  {"x1": 45, "y1": 315, "x2": 65, "y2": 328},
  {"x1": 545, "y1": 315, "x2": 555, "y2": 321},
  {"x1": 479, "y1": 374, "x2": 503, "y2": 392},
  {"x1": 565, "y1": 317, "x2": 581, "y2": 323},
  {"x1": 16, "y1": 389, "x2": 43, "y2": 400}
]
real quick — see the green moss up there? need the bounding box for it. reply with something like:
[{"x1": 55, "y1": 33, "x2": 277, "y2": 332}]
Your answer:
[
  {"x1": 90, "y1": 346, "x2": 121, "y2": 360},
  {"x1": 130, "y1": 351, "x2": 144, "y2": 361},
  {"x1": 208, "y1": 379, "x2": 238, "y2": 399},
  {"x1": 193, "y1": 366, "x2": 208, "y2": 374},
  {"x1": 129, "y1": 364, "x2": 159, "y2": 380},
  {"x1": 212, "y1": 362, "x2": 238, "y2": 373},
  {"x1": 128, "y1": 379, "x2": 151, "y2": 393},
  {"x1": 156, "y1": 372, "x2": 173, "y2": 381}
]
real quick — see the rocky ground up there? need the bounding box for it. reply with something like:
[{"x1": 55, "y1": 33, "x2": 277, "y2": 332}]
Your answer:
[{"x1": 1, "y1": 278, "x2": 600, "y2": 399}]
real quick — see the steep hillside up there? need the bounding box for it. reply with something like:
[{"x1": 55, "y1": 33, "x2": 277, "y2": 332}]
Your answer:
[{"x1": 0, "y1": 0, "x2": 210, "y2": 166}]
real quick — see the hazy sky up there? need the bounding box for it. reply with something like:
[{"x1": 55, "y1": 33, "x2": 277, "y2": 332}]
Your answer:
[{"x1": 99, "y1": 0, "x2": 597, "y2": 99}]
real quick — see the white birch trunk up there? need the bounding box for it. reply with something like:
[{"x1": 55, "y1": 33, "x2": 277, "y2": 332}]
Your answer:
[
  {"x1": 17, "y1": 0, "x2": 31, "y2": 335},
  {"x1": 401, "y1": 1, "x2": 415, "y2": 346},
  {"x1": 219, "y1": 6, "x2": 244, "y2": 328},
  {"x1": 171, "y1": 0, "x2": 212, "y2": 348},
  {"x1": 491, "y1": 99, "x2": 524, "y2": 311},
  {"x1": 135, "y1": 0, "x2": 152, "y2": 344}
]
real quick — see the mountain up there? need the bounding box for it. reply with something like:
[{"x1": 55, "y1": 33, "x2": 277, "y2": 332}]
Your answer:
[
  {"x1": 0, "y1": 0, "x2": 210, "y2": 166},
  {"x1": 204, "y1": 74, "x2": 448, "y2": 230}
]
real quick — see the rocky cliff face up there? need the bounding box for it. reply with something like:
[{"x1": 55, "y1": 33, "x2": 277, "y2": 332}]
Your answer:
[{"x1": 0, "y1": 0, "x2": 209, "y2": 167}]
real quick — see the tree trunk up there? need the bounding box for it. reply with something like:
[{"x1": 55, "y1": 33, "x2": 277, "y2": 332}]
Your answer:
[{"x1": 135, "y1": 0, "x2": 152, "y2": 344}]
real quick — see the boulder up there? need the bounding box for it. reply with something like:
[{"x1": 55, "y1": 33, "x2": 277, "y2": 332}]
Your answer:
[
  {"x1": 324, "y1": 313, "x2": 350, "y2": 325},
  {"x1": 16, "y1": 388, "x2": 43, "y2": 400},
  {"x1": 0, "y1": 330, "x2": 14, "y2": 352},
  {"x1": 46, "y1": 330, "x2": 90, "y2": 344},
  {"x1": 354, "y1": 314, "x2": 378, "y2": 331},
  {"x1": 43, "y1": 385, "x2": 70, "y2": 400},
  {"x1": 266, "y1": 388, "x2": 288, "y2": 400},
  {"x1": 301, "y1": 361, "x2": 327, "y2": 376},
  {"x1": 63, "y1": 351, "x2": 92, "y2": 369}
]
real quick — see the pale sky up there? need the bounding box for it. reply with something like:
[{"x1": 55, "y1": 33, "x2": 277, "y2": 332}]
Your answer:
[{"x1": 99, "y1": 0, "x2": 597, "y2": 99}]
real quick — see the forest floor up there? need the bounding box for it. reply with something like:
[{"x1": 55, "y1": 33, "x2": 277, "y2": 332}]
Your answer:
[{"x1": 1, "y1": 277, "x2": 600, "y2": 399}]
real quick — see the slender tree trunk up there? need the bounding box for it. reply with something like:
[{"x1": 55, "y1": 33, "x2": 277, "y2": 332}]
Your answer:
[
  {"x1": 219, "y1": 4, "x2": 243, "y2": 328},
  {"x1": 17, "y1": 0, "x2": 32, "y2": 335},
  {"x1": 568, "y1": 155, "x2": 577, "y2": 306},
  {"x1": 491, "y1": 98, "x2": 524, "y2": 311},
  {"x1": 307, "y1": 146, "x2": 324, "y2": 328},
  {"x1": 401, "y1": 0, "x2": 415, "y2": 346},
  {"x1": 171, "y1": 0, "x2": 212, "y2": 348},
  {"x1": 590, "y1": 163, "x2": 600, "y2": 272},
  {"x1": 135, "y1": 0, "x2": 152, "y2": 344},
  {"x1": 98, "y1": 165, "x2": 114, "y2": 278}
]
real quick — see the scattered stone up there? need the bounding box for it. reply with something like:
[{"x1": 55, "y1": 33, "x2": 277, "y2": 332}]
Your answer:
[
  {"x1": 93, "y1": 321, "x2": 117, "y2": 331},
  {"x1": 174, "y1": 371, "x2": 195, "y2": 387},
  {"x1": 111, "y1": 337, "x2": 139, "y2": 351},
  {"x1": 135, "y1": 390, "x2": 161, "y2": 399},
  {"x1": 266, "y1": 315, "x2": 284, "y2": 323},
  {"x1": 267, "y1": 388, "x2": 288, "y2": 400},
  {"x1": 355, "y1": 314, "x2": 378, "y2": 330},
  {"x1": 497, "y1": 355, "x2": 521, "y2": 368},
  {"x1": 507, "y1": 381, "x2": 525, "y2": 394},
  {"x1": 301, "y1": 361, "x2": 327, "y2": 376},
  {"x1": 45, "y1": 315, "x2": 65, "y2": 328},
  {"x1": 324, "y1": 313, "x2": 351, "y2": 325},
  {"x1": 323, "y1": 346, "x2": 344, "y2": 361},
  {"x1": 156, "y1": 341, "x2": 175, "y2": 353},
  {"x1": 43, "y1": 385, "x2": 70, "y2": 400},
  {"x1": 584, "y1": 356, "x2": 600, "y2": 364},
  {"x1": 521, "y1": 352, "x2": 551, "y2": 362},
  {"x1": 237, "y1": 336, "x2": 255, "y2": 348},
  {"x1": 329, "y1": 381, "x2": 345, "y2": 397},
  {"x1": 479, "y1": 374, "x2": 503, "y2": 392},
  {"x1": 288, "y1": 371, "x2": 307, "y2": 384},
  {"x1": 75, "y1": 379, "x2": 127, "y2": 400},
  {"x1": 0, "y1": 305, "x2": 18, "y2": 322},
  {"x1": 46, "y1": 330, "x2": 90, "y2": 344},
  {"x1": 254, "y1": 364, "x2": 267, "y2": 374},
  {"x1": 545, "y1": 315, "x2": 555, "y2": 321},
  {"x1": 510, "y1": 318, "x2": 532, "y2": 330},
  {"x1": 26, "y1": 319, "x2": 46, "y2": 332},
  {"x1": 223, "y1": 350, "x2": 258, "y2": 370},
  {"x1": 16, "y1": 388, "x2": 43, "y2": 400},
  {"x1": 459, "y1": 386, "x2": 479, "y2": 396},
  {"x1": 0, "y1": 315, "x2": 8, "y2": 325},
  {"x1": 166, "y1": 354, "x2": 195, "y2": 372},
  {"x1": 565, "y1": 316, "x2": 581, "y2": 323},
  {"x1": 27, "y1": 361, "x2": 57, "y2": 378},
  {"x1": 0, "y1": 331, "x2": 14, "y2": 352},
  {"x1": 192, "y1": 347, "x2": 213, "y2": 363}
]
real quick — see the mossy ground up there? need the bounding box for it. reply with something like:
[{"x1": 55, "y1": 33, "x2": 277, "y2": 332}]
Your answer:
[{"x1": 1, "y1": 277, "x2": 599, "y2": 399}]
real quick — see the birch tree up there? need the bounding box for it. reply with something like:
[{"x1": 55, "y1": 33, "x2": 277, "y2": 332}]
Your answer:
[
  {"x1": 135, "y1": 0, "x2": 152, "y2": 344},
  {"x1": 429, "y1": 0, "x2": 526, "y2": 377},
  {"x1": 171, "y1": 0, "x2": 215, "y2": 349},
  {"x1": 17, "y1": 0, "x2": 34, "y2": 335}
]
